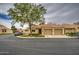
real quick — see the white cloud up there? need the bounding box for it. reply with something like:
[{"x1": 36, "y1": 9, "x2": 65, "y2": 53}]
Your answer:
[
  {"x1": 0, "y1": 19, "x2": 11, "y2": 28},
  {"x1": 0, "y1": 3, "x2": 13, "y2": 14}
]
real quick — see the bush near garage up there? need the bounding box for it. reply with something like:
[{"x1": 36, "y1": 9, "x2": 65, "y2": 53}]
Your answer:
[{"x1": 65, "y1": 32, "x2": 76, "y2": 37}]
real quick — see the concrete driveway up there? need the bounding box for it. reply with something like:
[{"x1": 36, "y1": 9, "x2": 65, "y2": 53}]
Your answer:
[{"x1": 0, "y1": 34, "x2": 79, "y2": 55}]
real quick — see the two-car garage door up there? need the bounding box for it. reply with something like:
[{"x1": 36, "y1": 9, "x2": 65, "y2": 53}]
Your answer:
[{"x1": 44, "y1": 29, "x2": 63, "y2": 35}]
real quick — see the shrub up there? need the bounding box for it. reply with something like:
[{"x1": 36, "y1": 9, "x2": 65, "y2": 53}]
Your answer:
[
  {"x1": 20, "y1": 33, "x2": 44, "y2": 37},
  {"x1": 65, "y1": 32, "x2": 76, "y2": 36}
]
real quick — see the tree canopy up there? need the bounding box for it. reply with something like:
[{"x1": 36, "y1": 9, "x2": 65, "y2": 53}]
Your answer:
[
  {"x1": 8, "y1": 3, "x2": 47, "y2": 34},
  {"x1": 8, "y1": 3, "x2": 46, "y2": 25}
]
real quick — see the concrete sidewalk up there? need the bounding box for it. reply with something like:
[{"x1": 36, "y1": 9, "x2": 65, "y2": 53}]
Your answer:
[{"x1": 17, "y1": 35, "x2": 78, "y2": 39}]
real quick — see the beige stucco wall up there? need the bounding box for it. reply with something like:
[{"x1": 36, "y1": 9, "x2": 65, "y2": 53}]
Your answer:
[
  {"x1": 23, "y1": 29, "x2": 39, "y2": 34},
  {"x1": 32, "y1": 29, "x2": 39, "y2": 34},
  {"x1": 77, "y1": 27, "x2": 79, "y2": 32},
  {"x1": 0, "y1": 24, "x2": 12, "y2": 34},
  {"x1": 0, "y1": 29, "x2": 12, "y2": 34},
  {"x1": 23, "y1": 29, "x2": 30, "y2": 34},
  {"x1": 6, "y1": 29, "x2": 12, "y2": 33},
  {"x1": 0, "y1": 29, "x2": 2, "y2": 34},
  {"x1": 24, "y1": 25, "x2": 79, "y2": 36},
  {"x1": 41, "y1": 28, "x2": 44, "y2": 35}
]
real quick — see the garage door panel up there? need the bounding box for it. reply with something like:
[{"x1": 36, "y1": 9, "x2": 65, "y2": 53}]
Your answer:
[
  {"x1": 44, "y1": 29, "x2": 52, "y2": 35},
  {"x1": 54, "y1": 29, "x2": 63, "y2": 35}
]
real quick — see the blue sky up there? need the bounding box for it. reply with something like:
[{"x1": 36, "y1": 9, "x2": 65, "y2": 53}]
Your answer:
[{"x1": 0, "y1": 3, "x2": 79, "y2": 29}]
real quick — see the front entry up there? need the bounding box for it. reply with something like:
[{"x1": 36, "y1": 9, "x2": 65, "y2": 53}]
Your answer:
[{"x1": 39, "y1": 29, "x2": 42, "y2": 34}]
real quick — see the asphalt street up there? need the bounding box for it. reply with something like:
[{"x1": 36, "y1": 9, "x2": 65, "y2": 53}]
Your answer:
[{"x1": 0, "y1": 34, "x2": 79, "y2": 55}]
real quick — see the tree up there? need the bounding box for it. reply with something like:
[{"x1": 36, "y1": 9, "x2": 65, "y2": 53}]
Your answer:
[
  {"x1": 11, "y1": 26, "x2": 17, "y2": 33},
  {"x1": 10, "y1": 20, "x2": 17, "y2": 33},
  {"x1": 8, "y1": 3, "x2": 46, "y2": 35}
]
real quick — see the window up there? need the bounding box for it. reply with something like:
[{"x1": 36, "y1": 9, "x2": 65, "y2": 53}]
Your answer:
[
  {"x1": 32, "y1": 30, "x2": 35, "y2": 32},
  {"x1": 2, "y1": 29, "x2": 7, "y2": 32},
  {"x1": 25, "y1": 30, "x2": 28, "y2": 31},
  {"x1": 4, "y1": 29, "x2": 7, "y2": 32},
  {"x1": 2, "y1": 29, "x2": 4, "y2": 32}
]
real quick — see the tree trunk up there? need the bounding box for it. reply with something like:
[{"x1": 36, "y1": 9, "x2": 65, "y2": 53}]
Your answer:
[{"x1": 29, "y1": 24, "x2": 32, "y2": 36}]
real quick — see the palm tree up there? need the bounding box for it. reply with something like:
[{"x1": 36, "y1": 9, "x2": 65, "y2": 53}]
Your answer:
[{"x1": 8, "y1": 3, "x2": 46, "y2": 35}]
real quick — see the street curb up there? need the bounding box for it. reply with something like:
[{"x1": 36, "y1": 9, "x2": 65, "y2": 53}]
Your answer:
[{"x1": 16, "y1": 36, "x2": 78, "y2": 39}]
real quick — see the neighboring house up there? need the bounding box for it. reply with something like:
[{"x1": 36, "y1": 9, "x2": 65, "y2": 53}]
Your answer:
[
  {"x1": 24, "y1": 24, "x2": 79, "y2": 36},
  {"x1": 23, "y1": 28, "x2": 30, "y2": 34},
  {"x1": 16, "y1": 28, "x2": 23, "y2": 32},
  {"x1": 0, "y1": 24, "x2": 12, "y2": 34}
]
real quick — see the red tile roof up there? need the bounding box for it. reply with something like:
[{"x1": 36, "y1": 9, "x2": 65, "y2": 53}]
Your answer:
[{"x1": 31, "y1": 24, "x2": 79, "y2": 29}]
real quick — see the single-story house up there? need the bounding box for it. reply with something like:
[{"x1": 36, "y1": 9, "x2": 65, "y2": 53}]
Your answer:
[
  {"x1": 0, "y1": 24, "x2": 12, "y2": 34},
  {"x1": 23, "y1": 24, "x2": 79, "y2": 36}
]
